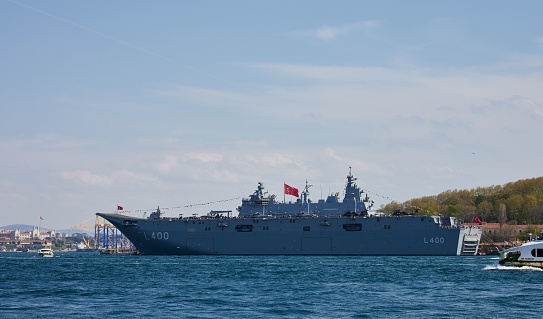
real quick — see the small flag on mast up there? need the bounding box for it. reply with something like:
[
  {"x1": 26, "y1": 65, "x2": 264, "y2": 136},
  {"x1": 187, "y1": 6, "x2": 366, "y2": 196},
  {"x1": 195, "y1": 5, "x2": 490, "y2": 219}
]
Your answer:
[
  {"x1": 117, "y1": 205, "x2": 123, "y2": 211},
  {"x1": 40, "y1": 216, "x2": 44, "y2": 220}
]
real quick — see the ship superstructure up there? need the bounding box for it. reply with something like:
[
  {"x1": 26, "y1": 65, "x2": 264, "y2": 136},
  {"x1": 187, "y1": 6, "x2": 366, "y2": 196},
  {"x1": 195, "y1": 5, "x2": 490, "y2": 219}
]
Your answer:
[{"x1": 237, "y1": 168, "x2": 373, "y2": 217}]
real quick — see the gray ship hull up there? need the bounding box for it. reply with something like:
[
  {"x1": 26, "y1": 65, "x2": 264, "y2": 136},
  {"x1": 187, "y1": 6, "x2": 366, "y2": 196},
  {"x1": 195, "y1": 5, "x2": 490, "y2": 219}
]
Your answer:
[{"x1": 97, "y1": 213, "x2": 481, "y2": 256}]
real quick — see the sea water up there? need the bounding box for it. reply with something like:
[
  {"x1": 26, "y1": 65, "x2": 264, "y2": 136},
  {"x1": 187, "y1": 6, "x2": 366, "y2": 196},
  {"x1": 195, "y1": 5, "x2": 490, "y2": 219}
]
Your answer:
[{"x1": 0, "y1": 253, "x2": 541, "y2": 318}]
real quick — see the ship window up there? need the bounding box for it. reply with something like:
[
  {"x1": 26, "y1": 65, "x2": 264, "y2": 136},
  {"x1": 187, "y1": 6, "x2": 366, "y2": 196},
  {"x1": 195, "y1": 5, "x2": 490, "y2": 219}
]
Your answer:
[
  {"x1": 530, "y1": 249, "x2": 543, "y2": 257},
  {"x1": 303, "y1": 226, "x2": 310, "y2": 231},
  {"x1": 235, "y1": 225, "x2": 254, "y2": 232},
  {"x1": 343, "y1": 223, "x2": 362, "y2": 231}
]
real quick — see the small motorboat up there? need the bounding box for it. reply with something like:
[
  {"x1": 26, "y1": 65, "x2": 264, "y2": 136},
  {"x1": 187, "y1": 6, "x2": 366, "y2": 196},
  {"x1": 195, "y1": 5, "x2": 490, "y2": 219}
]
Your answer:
[
  {"x1": 499, "y1": 240, "x2": 543, "y2": 268},
  {"x1": 38, "y1": 248, "x2": 54, "y2": 258}
]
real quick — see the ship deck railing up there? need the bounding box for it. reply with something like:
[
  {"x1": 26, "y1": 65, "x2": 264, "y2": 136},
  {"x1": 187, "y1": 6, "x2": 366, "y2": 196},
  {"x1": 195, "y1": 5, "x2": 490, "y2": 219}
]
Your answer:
[{"x1": 147, "y1": 214, "x2": 477, "y2": 228}]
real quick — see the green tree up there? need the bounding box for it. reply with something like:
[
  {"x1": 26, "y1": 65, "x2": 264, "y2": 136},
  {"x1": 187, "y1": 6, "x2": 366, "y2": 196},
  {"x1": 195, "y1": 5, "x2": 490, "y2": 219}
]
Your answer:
[
  {"x1": 476, "y1": 201, "x2": 494, "y2": 222},
  {"x1": 379, "y1": 176, "x2": 543, "y2": 224}
]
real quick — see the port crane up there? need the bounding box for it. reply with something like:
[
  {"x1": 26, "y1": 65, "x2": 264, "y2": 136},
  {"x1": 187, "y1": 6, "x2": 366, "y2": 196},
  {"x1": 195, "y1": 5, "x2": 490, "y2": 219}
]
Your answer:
[{"x1": 72, "y1": 215, "x2": 134, "y2": 253}]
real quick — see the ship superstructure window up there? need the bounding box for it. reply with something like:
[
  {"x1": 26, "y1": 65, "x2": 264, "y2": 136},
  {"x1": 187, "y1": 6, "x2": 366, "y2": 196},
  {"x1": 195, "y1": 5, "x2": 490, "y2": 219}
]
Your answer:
[
  {"x1": 384, "y1": 225, "x2": 391, "y2": 230},
  {"x1": 263, "y1": 226, "x2": 269, "y2": 230},
  {"x1": 303, "y1": 226, "x2": 310, "y2": 231},
  {"x1": 204, "y1": 227, "x2": 211, "y2": 231}
]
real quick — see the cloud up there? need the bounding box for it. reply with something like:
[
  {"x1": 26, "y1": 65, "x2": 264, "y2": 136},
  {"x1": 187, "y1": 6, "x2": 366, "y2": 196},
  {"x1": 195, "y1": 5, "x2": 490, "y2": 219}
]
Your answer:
[
  {"x1": 187, "y1": 152, "x2": 223, "y2": 163},
  {"x1": 244, "y1": 153, "x2": 301, "y2": 167},
  {"x1": 315, "y1": 25, "x2": 342, "y2": 41},
  {"x1": 152, "y1": 63, "x2": 543, "y2": 159},
  {"x1": 155, "y1": 85, "x2": 260, "y2": 110},
  {"x1": 155, "y1": 155, "x2": 179, "y2": 174},
  {"x1": 154, "y1": 152, "x2": 223, "y2": 174},
  {"x1": 150, "y1": 152, "x2": 241, "y2": 184},
  {"x1": 151, "y1": 150, "x2": 312, "y2": 186},
  {"x1": 323, "y1": 148, "x2": 375, "y2": 174},
  {"x1": 251, "y1": 63, "x2": 394, "y2": 82},
  {"x1": 60, "y1": 169, "x2": 157, "y2": 187},
  {"x1": 471, "y1": 95, "x2": 543, "y2": 120},
  {"x1": 289, "y1": 20, "x2": 381, "y2": 41},
  {"x1": 324, "y1": 148, "x2": 342, "y2": 161},
  {"x1": 209, "y1": 169, "x2": 240, "y2": 183},
  {"x1": 60, "y1": 170, "x2": 113, "y2": 187},
  {"x1": 111, "y1": 170, "x2": 158, "y2": 183}
]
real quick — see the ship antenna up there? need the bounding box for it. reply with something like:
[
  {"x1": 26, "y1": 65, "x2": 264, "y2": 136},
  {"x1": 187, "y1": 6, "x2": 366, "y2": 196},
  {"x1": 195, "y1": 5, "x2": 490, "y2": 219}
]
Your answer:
[{"x1": 302, "y1": 180, "x2": 313, "y2": 204}]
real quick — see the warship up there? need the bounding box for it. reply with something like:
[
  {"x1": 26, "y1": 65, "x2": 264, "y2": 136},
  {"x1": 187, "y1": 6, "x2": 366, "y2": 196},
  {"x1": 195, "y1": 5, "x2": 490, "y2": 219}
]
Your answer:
[{"x1": 97, "y1": 169, "x2": 481, "y2": 255}]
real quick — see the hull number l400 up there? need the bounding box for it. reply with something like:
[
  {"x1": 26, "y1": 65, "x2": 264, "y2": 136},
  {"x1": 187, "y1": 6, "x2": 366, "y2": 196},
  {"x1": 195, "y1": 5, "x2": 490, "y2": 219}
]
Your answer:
[{"x1": 424, "y1": 237, "x2": 444, "y2": 244}]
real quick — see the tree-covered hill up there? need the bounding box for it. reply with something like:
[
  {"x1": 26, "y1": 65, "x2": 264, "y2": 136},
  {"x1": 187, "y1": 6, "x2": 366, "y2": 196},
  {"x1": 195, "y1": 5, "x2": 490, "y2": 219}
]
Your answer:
[{"x1": 379, "y1": 176, "x2": 543, "y2": 224}]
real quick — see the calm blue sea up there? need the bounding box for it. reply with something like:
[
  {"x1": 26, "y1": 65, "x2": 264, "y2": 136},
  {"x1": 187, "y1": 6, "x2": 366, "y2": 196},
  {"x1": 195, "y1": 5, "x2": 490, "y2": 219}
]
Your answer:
[{"x1": 0, "y1": 253, "x2": 541, "y2": 318}]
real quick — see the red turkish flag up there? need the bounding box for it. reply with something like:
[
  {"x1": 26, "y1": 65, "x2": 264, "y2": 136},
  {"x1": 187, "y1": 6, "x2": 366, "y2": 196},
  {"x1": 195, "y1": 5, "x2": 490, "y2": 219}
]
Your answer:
[
  {"x1": 117, "y1": 205, "x2": 124, "y2": 211},
  {"x1": 284, "y1": 183, "x2": 299, "y2": 197}
]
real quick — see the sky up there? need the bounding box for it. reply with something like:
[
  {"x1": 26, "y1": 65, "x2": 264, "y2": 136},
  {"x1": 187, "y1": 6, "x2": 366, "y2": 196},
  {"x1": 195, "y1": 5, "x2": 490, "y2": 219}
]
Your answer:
[{"x1": 1, "y1": 1, "x2": 543, "y2": 230}]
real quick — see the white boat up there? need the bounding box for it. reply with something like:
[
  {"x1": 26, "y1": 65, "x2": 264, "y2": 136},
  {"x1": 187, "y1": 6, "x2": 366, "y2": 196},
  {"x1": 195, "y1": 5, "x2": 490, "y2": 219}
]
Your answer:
[
  {"x1": 499, "y1": 240, "x2": 543, "y2": 268},
  {"x1": 76, "y1": 242, "x2": 97, "y2": 252},
  {"x1": 38, "y1": 248, "x2": 54, "y2": 258}
]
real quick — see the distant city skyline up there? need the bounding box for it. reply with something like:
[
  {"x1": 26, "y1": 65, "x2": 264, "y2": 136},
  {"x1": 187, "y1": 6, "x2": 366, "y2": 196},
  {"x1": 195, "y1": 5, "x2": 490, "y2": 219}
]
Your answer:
[{"x1": 1, "y1": 1, "x2": 543, "y2": 229}]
